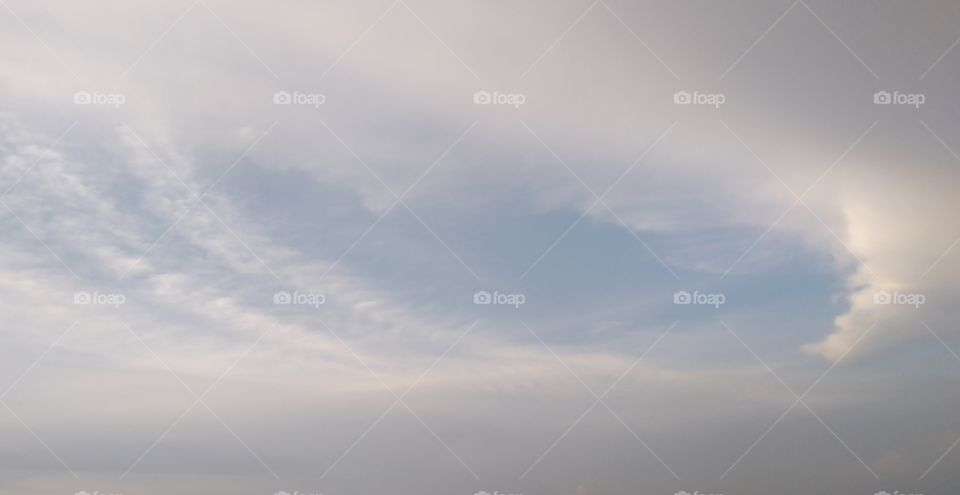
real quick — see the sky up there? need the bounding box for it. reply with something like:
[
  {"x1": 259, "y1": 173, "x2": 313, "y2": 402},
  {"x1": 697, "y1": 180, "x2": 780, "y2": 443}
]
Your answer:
[{"x1": 1, "y1": 1, "x2": 959, "y2": 494}]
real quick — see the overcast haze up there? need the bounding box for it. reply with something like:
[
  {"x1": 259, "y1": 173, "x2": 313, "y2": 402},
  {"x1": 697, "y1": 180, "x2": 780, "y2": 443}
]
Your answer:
[{"x1": 1, "y1": 1, "x2": 959, "y2": 494}]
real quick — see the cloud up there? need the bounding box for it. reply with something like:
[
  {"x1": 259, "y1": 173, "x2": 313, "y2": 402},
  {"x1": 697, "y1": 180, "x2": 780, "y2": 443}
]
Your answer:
[{"x1": 2, "y1": 0, "x2": 960, "y2": 493}]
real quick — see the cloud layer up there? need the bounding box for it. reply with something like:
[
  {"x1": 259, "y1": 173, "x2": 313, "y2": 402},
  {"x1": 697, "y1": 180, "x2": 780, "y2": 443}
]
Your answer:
[{"x1": 1, "y1": 1, "x2": 959, "y2": 494}]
